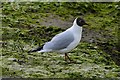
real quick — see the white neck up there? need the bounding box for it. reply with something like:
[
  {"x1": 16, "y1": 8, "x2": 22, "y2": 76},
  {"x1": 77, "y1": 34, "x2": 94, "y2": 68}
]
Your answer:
[
  {"x1": 67, "y1": 18, "x2": 83, "y2": 49},
  {"x1": 70, "y1": 18, "x2": 82, "y2": 33}
]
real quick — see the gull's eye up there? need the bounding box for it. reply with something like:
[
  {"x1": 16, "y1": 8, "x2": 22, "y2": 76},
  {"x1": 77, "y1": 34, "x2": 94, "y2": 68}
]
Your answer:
[
  {"x1": 79, "y1": 20, "x2": 82, "y2": 23},
  {"x1": 80, "y1": 20, "x2": 84, "y2": 23}
]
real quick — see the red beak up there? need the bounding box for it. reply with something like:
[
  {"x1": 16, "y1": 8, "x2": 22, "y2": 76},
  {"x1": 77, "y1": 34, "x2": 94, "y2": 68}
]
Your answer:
[{"x1": 85, "y1": 22, "x2": 89, "y2": 25}]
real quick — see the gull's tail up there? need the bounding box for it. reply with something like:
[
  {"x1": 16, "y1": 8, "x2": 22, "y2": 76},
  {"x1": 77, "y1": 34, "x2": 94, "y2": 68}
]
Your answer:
[{"x1": 28, "y1": 45, "x2": 43, "y2": 53}]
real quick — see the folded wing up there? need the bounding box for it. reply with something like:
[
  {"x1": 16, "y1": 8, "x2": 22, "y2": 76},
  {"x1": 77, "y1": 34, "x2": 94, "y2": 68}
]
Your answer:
[{"x1": 43, "y1": 30, "x2": 74, "y2": 50}]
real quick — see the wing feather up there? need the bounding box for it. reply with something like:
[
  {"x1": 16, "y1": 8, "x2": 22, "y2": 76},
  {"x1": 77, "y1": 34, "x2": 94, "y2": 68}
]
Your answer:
[{"x1": 43, "y1": 30, "x2": 74, "y2": 50}]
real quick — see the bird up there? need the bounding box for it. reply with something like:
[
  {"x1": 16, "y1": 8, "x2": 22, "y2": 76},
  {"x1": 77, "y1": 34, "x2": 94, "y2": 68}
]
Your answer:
[{"x1": 28, "y1": 17, "x2": 88, "y2": 62}]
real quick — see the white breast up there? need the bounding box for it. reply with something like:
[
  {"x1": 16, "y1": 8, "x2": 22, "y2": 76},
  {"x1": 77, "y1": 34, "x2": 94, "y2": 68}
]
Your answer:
[{"x1": 57, "y1": 25, "x2": 82, "y2": 53}]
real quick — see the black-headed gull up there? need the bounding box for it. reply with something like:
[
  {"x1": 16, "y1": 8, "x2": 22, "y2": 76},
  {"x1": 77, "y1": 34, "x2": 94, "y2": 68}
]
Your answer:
[{"x1": 28, "y1": 17, "x2": 88, "y2": 62}]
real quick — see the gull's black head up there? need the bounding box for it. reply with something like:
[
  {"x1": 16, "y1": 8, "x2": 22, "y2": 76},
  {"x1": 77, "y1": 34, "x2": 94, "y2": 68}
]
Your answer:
[{"x1": 76, "y1": 17, "x2": 88, "y2": 26}]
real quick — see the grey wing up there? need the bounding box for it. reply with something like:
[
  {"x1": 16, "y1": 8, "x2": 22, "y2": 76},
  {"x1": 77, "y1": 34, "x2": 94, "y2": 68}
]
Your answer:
[{"x1": 43, "y1": 31, "x2": 74, "y2": 50}]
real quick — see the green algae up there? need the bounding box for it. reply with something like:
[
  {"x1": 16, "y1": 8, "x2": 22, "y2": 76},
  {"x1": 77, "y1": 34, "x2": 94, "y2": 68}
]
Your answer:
[{"x1": 1, "y1": 2, "x2": 120, "y2": 79}]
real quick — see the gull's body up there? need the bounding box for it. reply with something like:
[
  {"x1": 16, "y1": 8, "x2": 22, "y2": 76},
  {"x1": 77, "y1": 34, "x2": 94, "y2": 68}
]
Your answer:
[
  {"x1": 39, "y1": 18, "x2": 82, "y2": 53},
  {"x1": 28, "y1": 17, "x2": 88, "y2": 62}
]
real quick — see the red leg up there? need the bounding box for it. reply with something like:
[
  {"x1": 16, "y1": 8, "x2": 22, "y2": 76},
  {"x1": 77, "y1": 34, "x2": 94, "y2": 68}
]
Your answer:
[
  {"x1": 65, "y1": 53, "x2": 67, "y2": 61},
  {"x1": 65, "y1": 53, "x2": 76, "y2": 63},
  {"x1": 65, "y1": 53, "x2": 71, "y2": 61}
]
